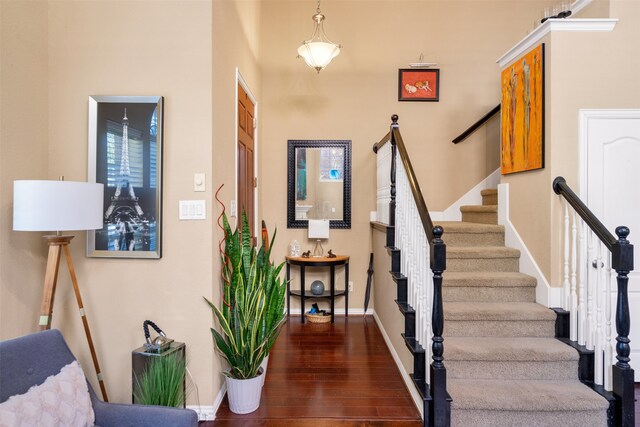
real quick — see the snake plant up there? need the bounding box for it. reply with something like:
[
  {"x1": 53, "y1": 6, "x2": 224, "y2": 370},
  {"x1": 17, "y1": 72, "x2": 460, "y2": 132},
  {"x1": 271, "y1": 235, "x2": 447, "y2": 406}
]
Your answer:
[{"x1": 204, "y1": 211, "x2": 287, "y2": 379}]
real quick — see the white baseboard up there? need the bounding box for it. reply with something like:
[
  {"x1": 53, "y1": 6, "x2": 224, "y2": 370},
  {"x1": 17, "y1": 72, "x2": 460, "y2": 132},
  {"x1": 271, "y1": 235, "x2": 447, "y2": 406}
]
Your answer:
[
  {"x1": 187, "y1": 382, "x2": 226, "y2": 421},
  {"x1": 372, "y1": 311, "x2": 424, "y2": 420},
  {"x1": 187, "y1": 404, "x2": 216, "y2": 422},
  {"x1": 432, "y1": 169, "x2": 500, "y2": 221},
  {"x1": 497, "y1": 183, "x2": 561, "y2": 307},
  {"x1": 287, "y1": 308, "x2": 372, "y2": 316}
]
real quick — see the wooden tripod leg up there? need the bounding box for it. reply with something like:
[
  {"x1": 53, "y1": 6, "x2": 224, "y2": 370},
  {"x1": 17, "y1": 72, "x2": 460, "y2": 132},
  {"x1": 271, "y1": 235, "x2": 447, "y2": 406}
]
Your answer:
[
  {"x1": 63, "y1": 244, "x2": 109, "y2": 402},
  {"x1": 40, "y1": 243, "x2": 63, "y2": 330}
]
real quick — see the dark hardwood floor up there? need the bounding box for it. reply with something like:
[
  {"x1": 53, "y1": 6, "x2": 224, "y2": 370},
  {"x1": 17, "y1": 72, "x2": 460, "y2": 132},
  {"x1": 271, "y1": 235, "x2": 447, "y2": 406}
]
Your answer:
[
  {"x1": 201, "y1": 316, "x2": 640, "y2": 426},
  {"x1": 205, "y1": 315, "x2": 422, "y2": 426}
]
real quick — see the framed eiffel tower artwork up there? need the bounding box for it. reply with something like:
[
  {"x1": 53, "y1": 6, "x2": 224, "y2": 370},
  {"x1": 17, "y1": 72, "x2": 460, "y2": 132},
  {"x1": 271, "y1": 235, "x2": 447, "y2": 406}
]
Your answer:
[{"x1": 87, "y1": 96, "x2": 163, "y2": 258}]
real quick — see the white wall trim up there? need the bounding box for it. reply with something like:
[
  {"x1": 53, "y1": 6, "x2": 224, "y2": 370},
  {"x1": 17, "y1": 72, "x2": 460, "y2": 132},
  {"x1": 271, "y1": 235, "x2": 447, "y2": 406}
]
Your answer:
[
  {"x1": 287, "y1": 308, "x2": 372, "y2": 316},
  {"x1": 372, "y1": 311, "x2": 424, "y2": 420},
  {"x1": 431, "y1": 169, "x2": 500, "y2": 222},
  {"x1": 235, "y1": 68, "x2": 259, "y2": 234},
  {"x1": 187, "y1": 405, "x2": 216, "y2": 422},
  {"x1": 571, "y1": 0, "x2": 593, "y2": 16},
  {"x1": 498, "y1": 183, "x2": 561, "y2": 307},
  {"x1": 187, "y1": 380, "x2": 225, "y2": 422},
  {"x1": 497, "y1": 18, "x2": 617, "y2": 68}
]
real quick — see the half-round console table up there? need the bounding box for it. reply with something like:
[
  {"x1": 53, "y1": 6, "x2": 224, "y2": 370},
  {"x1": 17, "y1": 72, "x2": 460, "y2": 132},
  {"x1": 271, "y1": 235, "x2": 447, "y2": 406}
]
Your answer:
[{"x1": 286, "y1": 255, "x2": 349, "y2": 323}]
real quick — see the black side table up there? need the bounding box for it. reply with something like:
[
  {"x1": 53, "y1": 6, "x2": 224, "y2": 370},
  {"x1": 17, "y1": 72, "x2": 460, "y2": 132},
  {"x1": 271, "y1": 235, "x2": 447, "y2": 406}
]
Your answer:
[{"x1": 286, "y1": 255, "x2": 349, "y2": 323}]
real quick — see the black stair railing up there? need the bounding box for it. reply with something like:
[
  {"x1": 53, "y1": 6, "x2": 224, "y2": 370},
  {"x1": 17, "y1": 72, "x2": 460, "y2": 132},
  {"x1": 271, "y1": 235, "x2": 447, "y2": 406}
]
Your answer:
[
  {"x1": 374, "y1": 115, "x2": 450, "y2": 426},
  {"x1": 553, "y1": 176, "x2": 635, "y2": 427},
  {"x1": 451, "y1": 104, "x2": 500, "y2": 144}
]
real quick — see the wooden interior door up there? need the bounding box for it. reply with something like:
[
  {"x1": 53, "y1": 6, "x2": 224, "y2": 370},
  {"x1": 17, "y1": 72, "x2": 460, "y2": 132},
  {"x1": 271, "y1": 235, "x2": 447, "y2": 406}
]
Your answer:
[{"x1": 237, "y1": 83, "x2": 255, "y2": 236}]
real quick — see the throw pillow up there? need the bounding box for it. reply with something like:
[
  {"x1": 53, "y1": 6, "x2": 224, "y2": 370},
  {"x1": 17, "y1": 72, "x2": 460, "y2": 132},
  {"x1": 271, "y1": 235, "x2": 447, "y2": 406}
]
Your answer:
[{"x1": 0, "y1": 360, "x2": 95, "y2": 427}]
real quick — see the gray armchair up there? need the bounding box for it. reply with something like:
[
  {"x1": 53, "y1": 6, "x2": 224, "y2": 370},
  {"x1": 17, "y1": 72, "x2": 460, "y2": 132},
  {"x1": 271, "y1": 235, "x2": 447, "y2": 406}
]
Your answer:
[{"x1": 0, "y1": 329, "x2": 198, "y2": 427}]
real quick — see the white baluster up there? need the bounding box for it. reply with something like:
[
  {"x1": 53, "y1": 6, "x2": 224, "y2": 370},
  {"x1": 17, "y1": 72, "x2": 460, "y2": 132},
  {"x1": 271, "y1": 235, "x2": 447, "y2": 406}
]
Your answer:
[
  {"x1": 570, "y1": 211, "x2": 578, "y2": 341},
  {"x1": 594, "y1": 241, "x2": 604, "y2": 386},
  {"x1": 578, "y1": 218, "x2": 587, "y2": 346},
  {"x1": 604, "y1": 253, "x2": 613, "y2": 391},
  {"x1": 563, "y1": 202, "x2": 570, "y2": 310},
  {"x1": 375, "y1": 142, "x2": 392, "y2": 225},
  {"x1": 586, "y1": 231, "x2": 595, "y2": 350}
]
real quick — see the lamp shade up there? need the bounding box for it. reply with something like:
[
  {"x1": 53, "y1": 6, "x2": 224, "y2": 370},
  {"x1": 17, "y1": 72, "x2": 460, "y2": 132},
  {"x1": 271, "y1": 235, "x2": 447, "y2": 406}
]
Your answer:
[
  {"x1": 297, "y1": 41, "x2": 340, "y2": 72},
  {"x1": 13, "y1": 180, "x2": 104, "y2": 232},
  {"x1": 308, "y1": 219, "x2": 330, "y2": 239}
]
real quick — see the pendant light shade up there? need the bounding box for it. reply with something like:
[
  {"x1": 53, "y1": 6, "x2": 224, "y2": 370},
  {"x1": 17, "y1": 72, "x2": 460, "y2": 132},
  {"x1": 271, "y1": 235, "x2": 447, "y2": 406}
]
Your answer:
[{"x1": 297, "y1": 2, "x2": 341, "y2": 73}]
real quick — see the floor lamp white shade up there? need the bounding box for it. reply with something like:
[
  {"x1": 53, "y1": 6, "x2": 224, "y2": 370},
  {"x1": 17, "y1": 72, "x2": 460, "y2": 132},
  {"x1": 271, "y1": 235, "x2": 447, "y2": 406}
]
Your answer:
[{"x1": 13, "y1": 180, "x2": 104, "y2": 232}]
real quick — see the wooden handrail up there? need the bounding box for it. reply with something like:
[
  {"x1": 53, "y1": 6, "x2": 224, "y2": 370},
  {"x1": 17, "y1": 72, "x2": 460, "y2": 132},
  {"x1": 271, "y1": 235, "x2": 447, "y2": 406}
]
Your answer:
[
  {"x1": 452, "y1": 104, "x2": 500, "y2": 144},
  {"x1": 372, "y1": 130, "x2": 391, "y2": 153},
  {"x1": 553, "y1": 175, "x2": 635, "y2": 426},
  {"x1": 374, "y1": 114, "x2": 450, "y2": 425},
  {"x1": 391, "y1": 123, "x2": 435, "y2": 241},
  {"x1": 553, "y1": 176, "x2": 617, "y2": 250}
]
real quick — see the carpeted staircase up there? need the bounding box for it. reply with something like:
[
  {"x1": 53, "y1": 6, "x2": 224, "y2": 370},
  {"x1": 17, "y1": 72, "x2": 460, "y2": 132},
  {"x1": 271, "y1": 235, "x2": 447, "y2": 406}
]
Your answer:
[{"x1": 436, "y1": 189, "x2": 609, "y2": 427}]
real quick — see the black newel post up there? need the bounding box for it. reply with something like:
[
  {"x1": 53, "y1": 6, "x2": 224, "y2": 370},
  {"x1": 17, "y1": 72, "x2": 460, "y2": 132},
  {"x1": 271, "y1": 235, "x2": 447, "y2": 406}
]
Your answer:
[
  {"x1": 430, "y1": 226, "x2": 450, "y2": 426},
  {"x1": 611, "y1": 226, "x2": 635, "y2": 427},
  {"x1": 389, "y1": 114, "x2": 399, "y2": 227}
]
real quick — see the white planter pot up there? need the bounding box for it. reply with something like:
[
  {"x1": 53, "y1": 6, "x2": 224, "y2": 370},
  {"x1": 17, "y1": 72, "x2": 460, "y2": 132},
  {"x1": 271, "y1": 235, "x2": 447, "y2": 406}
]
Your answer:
[
  {"x1": 225, "y1": 368, "x2": 263, "y2": 414},
  {"x1": 260, "y1": 355, "x2": 269, "y2": 387}
]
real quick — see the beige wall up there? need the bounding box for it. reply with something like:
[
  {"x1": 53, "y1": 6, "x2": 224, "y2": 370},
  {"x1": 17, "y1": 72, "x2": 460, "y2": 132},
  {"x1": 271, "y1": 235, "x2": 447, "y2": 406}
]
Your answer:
[
  {"x1": 259, "y1": 0, "x2": 552, "y2": 313},
  {"x1": 1, "y1": 0, "x2": 218, "y2": 406},
  {"x1": 211, "y1": 0, "x2": 263, "y2": 400},
  {"x1": 372, "y1": 226, "x2": 413, "y2": 373},
  {"x1": 0, "y1": 1, "x2": 50, "y2": 340},
  {"x1": 502, "y1": 0, "x2": 640, "y2": 286}
]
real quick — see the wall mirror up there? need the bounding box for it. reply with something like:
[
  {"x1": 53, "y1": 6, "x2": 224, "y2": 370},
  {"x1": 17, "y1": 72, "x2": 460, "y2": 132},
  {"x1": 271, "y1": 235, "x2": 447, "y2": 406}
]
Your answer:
[{"x1": 287, "y1": 140, "x2": 351, "y2": 229}]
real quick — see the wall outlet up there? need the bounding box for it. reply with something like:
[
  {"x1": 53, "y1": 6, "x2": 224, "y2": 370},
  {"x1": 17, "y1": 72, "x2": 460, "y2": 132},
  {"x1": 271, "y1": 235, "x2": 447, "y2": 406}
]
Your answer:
[
  {"x1": 230, "y1": 200, "x2": 237, "y2": 218},
  {"x1": 348, "y1": 281, "x2": 353, "y2": 292}
]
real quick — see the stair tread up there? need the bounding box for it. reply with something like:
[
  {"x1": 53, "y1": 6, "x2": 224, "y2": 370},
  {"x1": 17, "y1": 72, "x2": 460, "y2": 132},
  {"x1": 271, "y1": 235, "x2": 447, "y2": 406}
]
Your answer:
[
  {"x1": 460, "y1": 205, "x2": 498, "y2": 213},
  {"x1": 448, "y1": 379, "x2": 609, "y2": 412},
  {"x1": 446, "y1": 337, "x2": 578, "y2": 361},
  {"x1": 448, "y1": 246, "x2": 520, "y2": 258},
  {"x1": 443, "y1": 271, "x2": 536, "y2": 287},
  {"x1": 436, "y1": 221, "x2": 504, "y2": 234},
  {"x1": 480, "y1": 189, "x2": 497, "y2": 196},
  {"x1": 444, "y1": 302, "x2": 556, "y2": 321}
]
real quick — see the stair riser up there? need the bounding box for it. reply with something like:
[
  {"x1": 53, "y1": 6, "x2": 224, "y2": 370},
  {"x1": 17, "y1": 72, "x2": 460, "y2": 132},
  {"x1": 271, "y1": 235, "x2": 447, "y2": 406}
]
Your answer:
[
  {"x1": 447, "y1": 257, "x2": 519, "y2": 273},
  {"x1": 451, "y1": 409, "x2": 607, "y2": 427},
  {"x1": 461, "y1": 211, "x2": 498, "y2": 225},
  {"x1": 445, "y1": 320, "x2": 555, "y2": 338},
  {"x1": 482, "y1": 193, "x2": 498, "y2": 206},
  {"x1": 443, "y1": 287, "x2": 535, "y2": 303},
  {"x1": 447, "y1": 360, "x2": 578, "y2": 381},
  {"x1": 443, "y1": 232, "x2": 504, "y2": 247}
]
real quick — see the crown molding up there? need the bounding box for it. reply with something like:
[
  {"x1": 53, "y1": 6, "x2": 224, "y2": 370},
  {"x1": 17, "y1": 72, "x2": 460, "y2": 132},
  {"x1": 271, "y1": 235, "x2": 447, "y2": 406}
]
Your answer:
[{"x1": 497, "y1": 18, "x2": 618, "y2": 68}]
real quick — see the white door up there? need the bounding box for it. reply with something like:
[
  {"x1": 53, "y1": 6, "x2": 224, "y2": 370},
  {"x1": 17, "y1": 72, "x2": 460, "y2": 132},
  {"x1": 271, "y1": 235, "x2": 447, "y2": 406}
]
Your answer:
[{"x1": 582, "y1": 109, "x2": 640, "y2": 381}]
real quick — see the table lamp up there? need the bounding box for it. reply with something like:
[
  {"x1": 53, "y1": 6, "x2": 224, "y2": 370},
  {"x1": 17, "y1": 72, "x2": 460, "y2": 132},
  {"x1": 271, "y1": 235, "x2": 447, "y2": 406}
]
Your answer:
[
  {"x1": 308, "y1": 219, "x2": 330, "y2": 257},
  {"x1": 13, "y1": 179, "x2": 108, "y2": 401}
]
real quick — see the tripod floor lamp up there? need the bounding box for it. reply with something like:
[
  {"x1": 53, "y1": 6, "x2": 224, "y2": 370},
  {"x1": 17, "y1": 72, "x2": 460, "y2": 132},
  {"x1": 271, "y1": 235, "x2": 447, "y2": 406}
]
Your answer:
[{"x1": 13, "y1": 179, "x2": 108, "y2": 401}]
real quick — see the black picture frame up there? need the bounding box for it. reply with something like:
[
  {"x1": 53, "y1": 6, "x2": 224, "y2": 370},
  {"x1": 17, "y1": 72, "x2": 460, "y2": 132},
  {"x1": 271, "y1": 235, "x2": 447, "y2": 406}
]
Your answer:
[
  {"x1": 287, "y1": 140, "x2": 351, "y2": 229},
  {"x1": 87, "y1": 95, "x2": 163, "y2": 259},
  {"x1": 398, "y1": 69, "x2": 440, "y2": 102}
]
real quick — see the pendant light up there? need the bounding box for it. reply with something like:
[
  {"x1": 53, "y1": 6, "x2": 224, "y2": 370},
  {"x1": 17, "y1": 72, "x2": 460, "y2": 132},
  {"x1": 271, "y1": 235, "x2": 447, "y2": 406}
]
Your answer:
[{"x1": 297, "y1": 1, "x2": 341, "y2": 73}]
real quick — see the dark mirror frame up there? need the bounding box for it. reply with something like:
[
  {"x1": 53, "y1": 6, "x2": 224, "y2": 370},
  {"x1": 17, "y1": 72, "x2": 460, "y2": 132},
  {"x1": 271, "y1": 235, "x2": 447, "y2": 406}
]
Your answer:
[{"x1": 287, "y1": 140, "x2": 352, "y2": 229}]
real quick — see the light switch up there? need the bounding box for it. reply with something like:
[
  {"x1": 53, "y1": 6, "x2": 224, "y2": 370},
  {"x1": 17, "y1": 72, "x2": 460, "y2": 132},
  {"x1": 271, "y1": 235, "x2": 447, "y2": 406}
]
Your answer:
[
  {"x1": 194, "y1": 173, "x2": 206, "y2": 192},
  {"x1": 179, "y1": 200, "x2": 206, "y2": 220}
]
